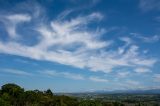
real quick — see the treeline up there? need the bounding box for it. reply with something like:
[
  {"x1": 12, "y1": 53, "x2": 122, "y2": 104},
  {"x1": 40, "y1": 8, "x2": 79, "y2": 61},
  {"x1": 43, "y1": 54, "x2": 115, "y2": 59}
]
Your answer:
[
  {"x1": 0, "y1": 83, "x2": 158, "y2": 106},
  {"x1": 0, "y1": 83, "x2": 122, "y2": 106}
]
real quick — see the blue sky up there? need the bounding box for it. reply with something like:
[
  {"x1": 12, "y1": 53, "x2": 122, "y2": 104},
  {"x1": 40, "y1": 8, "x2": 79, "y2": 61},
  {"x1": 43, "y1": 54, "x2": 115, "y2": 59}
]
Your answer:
[{"x1": 0, "y1": 0, "x2": 160, "y2": 92}]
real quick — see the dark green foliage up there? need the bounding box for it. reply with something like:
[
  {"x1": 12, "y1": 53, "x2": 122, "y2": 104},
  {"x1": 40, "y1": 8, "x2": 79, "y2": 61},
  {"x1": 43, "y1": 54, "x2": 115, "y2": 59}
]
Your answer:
[
  {"x1": 45, "y1": 89, "x2": 53, "y2": 96},
  {"x1": 0, "y1": 83, "x2": 79, "y2": 106},
  {"x1": 0, "y1": 83, "x2": 160, "y2": 106},
  {"x1": 0, "y1": 83, "x2": 24, "y2": 106},
  {"x1": 1, "y1": 83, "x2": 24, "y2": 97},
  {"x1": 0, "y1": 98, "x2": 10, "y2": 106}
]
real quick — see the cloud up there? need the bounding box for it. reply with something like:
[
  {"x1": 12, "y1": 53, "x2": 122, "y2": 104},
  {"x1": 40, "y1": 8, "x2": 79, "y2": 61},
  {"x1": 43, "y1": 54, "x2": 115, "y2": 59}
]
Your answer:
[
  {"x1": 126, "y1": 80, "x2": 140, "y2": 86},
  {"x1": 0, "y1": 69, "x2": 32, "y2": 76},
  {"x1": 134, "y1": 67, "x2": 151, "y2": 73},
  {"x1": 6, "y1": 14, "x2": 31, "y2": 22},
  {"x1": 37, "y1": 12, "x2": 106, "y2": 50},
  {"x1": 139, "y1": 0, "x2": 160, "y2": 12},
  {"x1": 41, "y1": 70, "x2": 110, "y2": 82},
  {"x1": 119, "y1": 37, "x2": 133, "y2": 45},
  {"x1": 0, "y1": 14, "x2": 31, "y2": 39},
  {"x1": 117, "y1": 71, "x2": 130, "y2": 78},
  {"x1": 14, "y1": 58, "x2": 39, "y2": 66},
  {"x1": 0, "y1": 3, "x2": 157, "y2": 74},
  {"x1": 114, "y1": 80, "x2": 141, "y2": 90},
  {"x1": 42, "y1": 70, "x2": 85, "y2": 80},
  {"x1": 89, "y1": 76, "x2": 108, "y2": 82},
  {"x1": 153, "y1": 74, "x2": 160, "y2": 82},
  {"x1": 117, "y1": 37, "x2": 134, "y2": 55},
  {"x1": 130, "y1": 33, "x2": 160, "y2": 43}
]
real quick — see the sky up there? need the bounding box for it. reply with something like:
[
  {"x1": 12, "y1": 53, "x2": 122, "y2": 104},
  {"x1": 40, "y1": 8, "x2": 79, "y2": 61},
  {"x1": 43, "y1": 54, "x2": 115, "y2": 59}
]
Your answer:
[{"x1": 0, "y1": 0, "x2": 160, "y2": 92}]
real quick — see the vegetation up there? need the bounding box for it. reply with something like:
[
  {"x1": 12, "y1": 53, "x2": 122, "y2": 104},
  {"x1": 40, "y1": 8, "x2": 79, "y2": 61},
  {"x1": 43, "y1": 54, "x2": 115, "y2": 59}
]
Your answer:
[{"x1": 0, "y1": 83, "x2": 160, "y2": 106}]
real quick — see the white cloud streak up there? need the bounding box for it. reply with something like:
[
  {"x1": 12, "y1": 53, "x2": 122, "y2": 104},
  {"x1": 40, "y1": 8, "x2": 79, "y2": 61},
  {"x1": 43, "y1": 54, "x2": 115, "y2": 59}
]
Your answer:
[
  {"x1": 0, "y1": 69, "x2": 32, "y2": 76},
  {"x1": 0, "y1": 14, "x2": 31, "y2": 39},
  {"x1": 42, "y1": 70, "x2": 85, "y2": 80},
  {"x1": 134, "y1": 67, "x2": 151, "y2": 73},
  {"x1": 117, "y1": 71, "x2": 130, "y2": 78},
  {"x1": 130, "y1": 33, "x2": 160, "y2": 43},
  {"x1": 114, "y1": 80, "x2": 142, "y2": 90},
  {"x1": 0, "y1": 5, "x2": 157, "y2": 74},
  {"x1": 89, "y1": 76, "x2": 108, "y2": 82},
  {"x1": 153, "y1": 74, "x2": 160, "y2": 82}
]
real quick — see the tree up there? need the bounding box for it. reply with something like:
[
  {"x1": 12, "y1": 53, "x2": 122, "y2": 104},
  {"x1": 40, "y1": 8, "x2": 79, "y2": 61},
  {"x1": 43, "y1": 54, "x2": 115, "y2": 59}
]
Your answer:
[
  {"x1": 1, "y1": 83, "x2": 24, "y2": 105},
  {"x1": 1, "y1": 83, "x2": 24, "y2": 97},
  {"x1": 44, "y1": 89, "x2": 53, "y2": 96},
  {"x1": 0, "y1": 98, "x2": 10, "y2": 106}
]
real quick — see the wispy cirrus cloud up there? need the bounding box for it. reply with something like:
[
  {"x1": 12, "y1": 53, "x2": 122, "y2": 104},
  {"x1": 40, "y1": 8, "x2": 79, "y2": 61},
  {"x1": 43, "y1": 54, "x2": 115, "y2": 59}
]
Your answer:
[
  {"x1": 41, "y1": 70, "x2": 85, "y2": 80},
  {"x1": 134, "y1": 67, "x2": 151, "y2": 73},
  {"x1": 153, "y1": 74, "x2": 160, "y2": 82},
  {"x1": 134, "y1": 67, "x2": 152, "y2": 73},
  {"x1": 130, "y1": 33, "x2": 160, "y2": 43},
  {"x1": 89, "y1": 76, "x2": 108, "y2": 82},
  {"x1": 0, "y1": 2, "x2": 157, "y2": 74},
  {"x1": 111, "y1": 79, "x2": 142, "y2": 90},
  {"x1": 139, "y1": 0, "x2": 160, "y2": 12},
  {"x1": 119, "y1": 37, "x2": 133, "y2": 45},
  {"x1": 0, "y1": 68, "x2": 32, "y2": 76},
  {"x1": 117, "y1": 71, "x2": 130, "y2": 78},
  {"x1": 0, "y1": 14, "x2": 31, "y2": 39},
  {"x1": 126, "y1": 80, "x2": 140, "y2": 86}
]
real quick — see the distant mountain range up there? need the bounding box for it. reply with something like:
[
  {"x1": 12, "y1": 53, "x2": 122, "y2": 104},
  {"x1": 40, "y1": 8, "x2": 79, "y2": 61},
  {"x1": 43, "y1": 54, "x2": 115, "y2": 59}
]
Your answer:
[
  {"x1": 56, "y1": 89, "x2": 160, "y2": 95},
  {"x1": 89, "y1": 89, "x2": 160, "y2": 94}
]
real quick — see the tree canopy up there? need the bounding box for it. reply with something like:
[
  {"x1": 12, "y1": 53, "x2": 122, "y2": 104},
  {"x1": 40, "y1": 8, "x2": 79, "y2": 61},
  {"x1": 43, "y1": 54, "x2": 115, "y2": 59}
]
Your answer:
[{"x1": 0, "y1": 83, "x2": 159, "y2": 106}]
